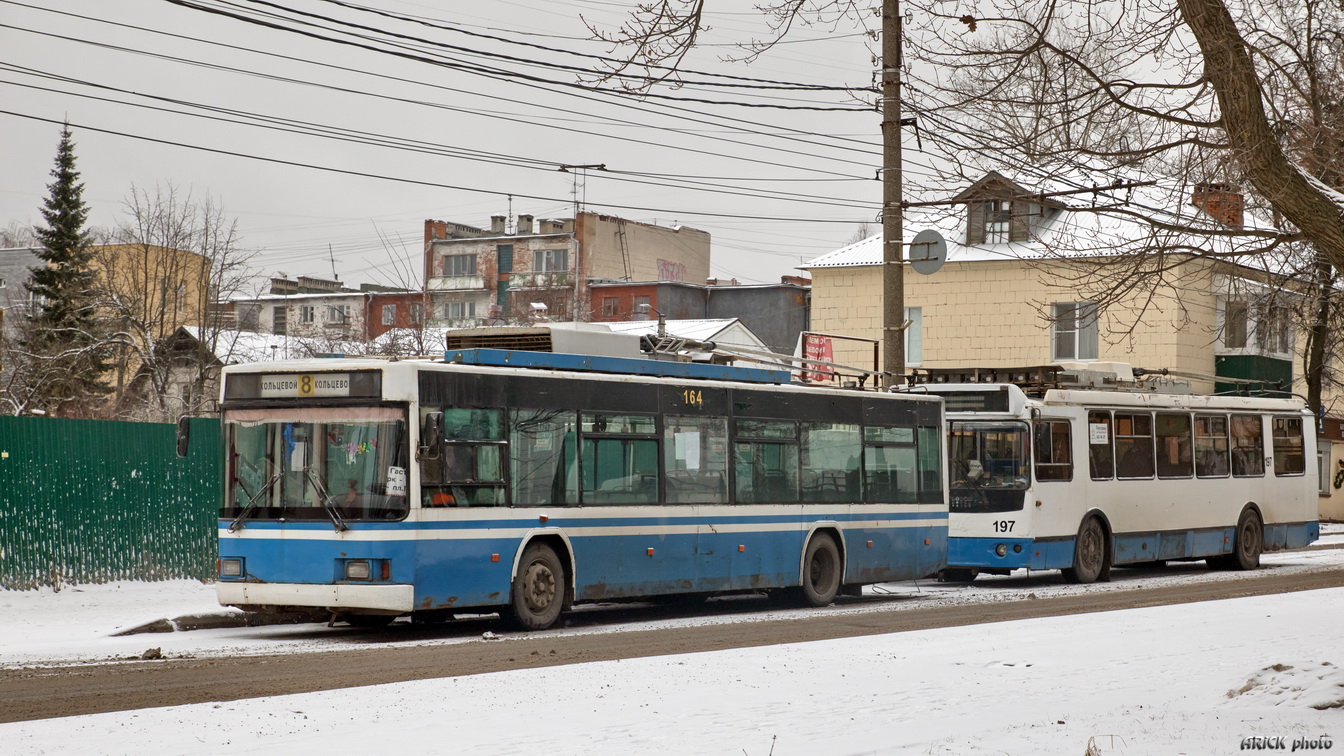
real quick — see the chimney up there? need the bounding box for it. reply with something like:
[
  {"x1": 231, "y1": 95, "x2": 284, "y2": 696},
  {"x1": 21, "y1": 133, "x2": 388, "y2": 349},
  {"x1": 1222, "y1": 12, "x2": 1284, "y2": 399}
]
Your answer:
[
  {"x1": 425, "y1": 219, "x2": 448, "y2": 245},
  {"x1": 1192, "y1": 183, "x2": 1244, "y2": 228},
  {"x1": 517, "y1": 214, "x2": 534, "y2": 235},
  {"x1": 491, "y1": 215, "x2": 506, "y2": 234}
]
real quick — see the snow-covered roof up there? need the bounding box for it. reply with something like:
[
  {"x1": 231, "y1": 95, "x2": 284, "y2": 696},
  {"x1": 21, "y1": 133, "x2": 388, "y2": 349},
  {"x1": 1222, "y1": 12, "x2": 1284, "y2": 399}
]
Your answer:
[
  {"x1": 603, "y1": 318, "x2": 770, "y2": 352},
  {"x1": 803, "y1": 171, "x2": 1287, "y2": 274}
]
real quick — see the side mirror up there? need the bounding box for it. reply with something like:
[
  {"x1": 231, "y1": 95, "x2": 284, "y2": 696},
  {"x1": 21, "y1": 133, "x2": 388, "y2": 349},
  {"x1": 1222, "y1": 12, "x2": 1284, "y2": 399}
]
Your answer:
[
  {"x1": 418, "y1": 412, "x2": 444, "y2": 459},
  {"x1": 176, "y1": 416, "x2": 192, "y2": 458}
]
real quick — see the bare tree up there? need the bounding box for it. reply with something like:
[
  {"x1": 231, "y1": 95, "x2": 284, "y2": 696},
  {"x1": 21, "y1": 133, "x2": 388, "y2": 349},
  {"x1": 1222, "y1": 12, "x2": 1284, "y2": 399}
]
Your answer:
[
  {"x1": 592, "y1": 0, "x2": 1344, "y2": 403},
  {"x1": 0, "y1": 221, "x2": 37, "y2": 248},
  {"x1": 103, "y1": 184, "x2": 255, "y2": 422}
]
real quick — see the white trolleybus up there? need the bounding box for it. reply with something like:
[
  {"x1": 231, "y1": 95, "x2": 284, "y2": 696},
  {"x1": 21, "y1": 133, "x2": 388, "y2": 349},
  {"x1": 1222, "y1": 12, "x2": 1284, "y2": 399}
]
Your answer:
[
  {"x1": 214, "y1": 343, "x2": 947, "y2": 629},
  {"x1": 904, "y1": 364, "x2": 1320, "y2": 583}
]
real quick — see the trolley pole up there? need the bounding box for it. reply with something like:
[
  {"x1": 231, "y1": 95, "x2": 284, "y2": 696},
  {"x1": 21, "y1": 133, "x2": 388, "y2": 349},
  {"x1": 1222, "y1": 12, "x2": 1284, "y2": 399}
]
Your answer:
[{"x1": 881, "y1": 0, "x2": 905, "y2": 387}]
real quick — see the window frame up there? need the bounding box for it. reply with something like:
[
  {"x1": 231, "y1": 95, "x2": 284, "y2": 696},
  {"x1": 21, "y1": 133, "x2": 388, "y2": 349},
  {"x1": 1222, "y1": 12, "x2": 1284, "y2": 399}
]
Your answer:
[
  {"x1": 1194, "y1": 414, "x2": 1231, "y2": 478},
  {"x1": 1051, "y1": 301, "x2": 1099, "y2": 361},
  {"x1": 1114, "y1": 411, "x2": 1155, "y2": 479},
  {"x1": 1230, "y1": 414, "x2": 1266, "y2": 477},
  {"x1": 1033, "y1": 418, "x2": 1073, "y2": 482},
  {"x1": 1154, "y1": 412, "x2": 1194, "y2": 479},
  {"x1": 533, "y1": 248, "x2": 569, "y2": 273},
  {"x1": 442, "y1": 253, "x2": 478, "y2": 277}
]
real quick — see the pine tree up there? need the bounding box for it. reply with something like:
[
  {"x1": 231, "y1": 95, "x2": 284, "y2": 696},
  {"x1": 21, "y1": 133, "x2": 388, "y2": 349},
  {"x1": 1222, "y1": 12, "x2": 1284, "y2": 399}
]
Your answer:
[{"x1": 21, "y1": 123, "x2": 111, "y2": 416}]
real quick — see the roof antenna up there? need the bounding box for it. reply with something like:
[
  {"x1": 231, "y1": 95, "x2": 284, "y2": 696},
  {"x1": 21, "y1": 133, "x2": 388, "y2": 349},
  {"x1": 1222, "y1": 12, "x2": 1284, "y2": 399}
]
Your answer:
[
  {"x1": 507, "y1": 194, "x2": 514, "y2": 235},
  {"x1": 328, "y1": 244, "x2": 338, "y2": 281}
]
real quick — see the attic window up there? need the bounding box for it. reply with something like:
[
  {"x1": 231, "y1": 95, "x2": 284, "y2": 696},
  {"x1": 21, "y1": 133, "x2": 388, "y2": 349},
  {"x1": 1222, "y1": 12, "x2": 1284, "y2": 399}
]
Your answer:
[
  {"x1": 985, "y1": 199, "x2": 1010, "y2": 243},
  {"x1": 968, "y1": 197, "x2": 1031, "y2": 245}
]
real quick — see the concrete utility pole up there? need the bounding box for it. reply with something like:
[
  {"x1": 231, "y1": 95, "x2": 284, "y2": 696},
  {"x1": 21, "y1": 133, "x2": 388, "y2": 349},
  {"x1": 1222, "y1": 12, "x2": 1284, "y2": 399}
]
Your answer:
[{"x1": 881, "y1": 0, "x2": 905, "y2": 387}]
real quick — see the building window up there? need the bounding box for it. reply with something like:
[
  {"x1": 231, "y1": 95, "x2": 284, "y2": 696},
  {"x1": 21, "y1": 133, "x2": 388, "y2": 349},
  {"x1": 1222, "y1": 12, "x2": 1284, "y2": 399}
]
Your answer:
[
  {"x1": 447, "y1": 301, "x2": 476, "y2": 319},
  {"x1": 409, "y1": 303, "x2": 424, "y2": 324},
  {"x1": 442, "y1": 254, "x2": 477, "y2": 277},
  {"x1": 1260, "y1": 304, "x2": 1293, "y2": 355},
  {"x1": 272, "y1": 306, "x2": 287, "y2": 335},
  {"x1": 1052, "y1": 301, "x2": 1099, "y2": 361},
  {"x1": 382, "y1": 304, "x2": 397, "y2": 325},
  {"x1": 984, "y1": 199, "x2": 1010, "y2": 243},
  {"x1": 328, "y1": 305, "x2": 350, "y2": 324},
  {"x1": 1220, "y1": 297, "x2": 1293, "y2": 356},
  {"x1": 497, "y1": 244, "x2": 513, "y2": 274},
  {"x1": 634, "y1": 295, "x2": 651, "y2": 312},
  {"x1": 534, "y1": 248, "x2": 568, "y2": 273},
  {"x1": 1319, "y1": 443, "x2": 1332, "y2": 496},
  {"x1": 905, "y1": 306, "x2": 922, "y2": 366},
  {"x1": 602, "y1": 297, "x2": 618, "y2": 317},
  {"x1": 299, "y1": 305, "x2": 315, "y2": 324}
]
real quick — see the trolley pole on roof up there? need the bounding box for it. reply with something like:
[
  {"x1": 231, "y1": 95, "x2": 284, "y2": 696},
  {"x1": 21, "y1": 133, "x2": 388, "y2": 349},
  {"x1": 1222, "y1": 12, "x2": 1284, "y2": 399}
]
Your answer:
[{"x1": 881, "y1": 0, "x2": 906, "y2": 388}]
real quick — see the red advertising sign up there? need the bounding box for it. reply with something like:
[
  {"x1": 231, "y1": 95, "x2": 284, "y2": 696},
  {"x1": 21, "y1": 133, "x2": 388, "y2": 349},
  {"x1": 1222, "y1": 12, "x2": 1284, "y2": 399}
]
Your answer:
[{"x1": 802, "y1": 334, "x2": 835, "y2": 382}]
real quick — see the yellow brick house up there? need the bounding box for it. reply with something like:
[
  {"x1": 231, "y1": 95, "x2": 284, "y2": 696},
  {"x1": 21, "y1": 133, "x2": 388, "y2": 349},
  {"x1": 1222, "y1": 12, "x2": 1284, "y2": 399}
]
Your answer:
[{"x1": 804, "y1": 171, "x2": 1344, "y2": 520}]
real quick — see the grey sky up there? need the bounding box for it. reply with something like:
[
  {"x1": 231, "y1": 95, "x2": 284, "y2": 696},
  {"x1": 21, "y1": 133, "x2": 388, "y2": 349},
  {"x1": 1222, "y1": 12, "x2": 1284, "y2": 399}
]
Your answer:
[{"x1": 1, "y1": 0, "x2": 885, "y2": 291}]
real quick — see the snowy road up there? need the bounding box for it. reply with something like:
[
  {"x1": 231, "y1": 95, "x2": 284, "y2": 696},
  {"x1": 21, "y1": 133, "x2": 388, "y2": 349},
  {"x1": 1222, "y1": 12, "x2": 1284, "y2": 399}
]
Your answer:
[{"x1": 3, "y1": 540, "x2": 1344, "y2": 728}]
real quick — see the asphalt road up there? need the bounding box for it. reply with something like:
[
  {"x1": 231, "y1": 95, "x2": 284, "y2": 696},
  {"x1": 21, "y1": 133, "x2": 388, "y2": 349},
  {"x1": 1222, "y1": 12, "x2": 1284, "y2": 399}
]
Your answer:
[{"x1": 3, "y1": 565, "x2": 1342, "y2": 723}]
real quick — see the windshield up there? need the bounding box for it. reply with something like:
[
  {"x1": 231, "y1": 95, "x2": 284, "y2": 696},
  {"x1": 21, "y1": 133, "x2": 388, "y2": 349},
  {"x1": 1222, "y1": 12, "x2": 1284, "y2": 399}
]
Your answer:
[
  {"x1": 224, "y1": 407, "x2": 410, "y2": 522},
  {"x1": 948, "y1": 420, "x2": 1029, "y2": 513}
]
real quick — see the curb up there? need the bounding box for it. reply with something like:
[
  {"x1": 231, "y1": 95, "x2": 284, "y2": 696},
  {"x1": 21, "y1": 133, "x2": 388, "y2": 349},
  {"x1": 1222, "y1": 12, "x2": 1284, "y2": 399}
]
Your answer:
[{"x1": 112, "y1": 609, "x2": 329, "y2": 636}]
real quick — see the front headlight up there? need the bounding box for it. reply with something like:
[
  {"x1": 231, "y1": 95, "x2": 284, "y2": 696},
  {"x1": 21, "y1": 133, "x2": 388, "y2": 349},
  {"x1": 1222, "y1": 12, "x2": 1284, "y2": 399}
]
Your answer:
[
  {"x1": 219, "y1": 558, "x2": 243, "y2": 577},
  {"x1": 345, "y1": 560, "x2": 371, "y2": 580}
]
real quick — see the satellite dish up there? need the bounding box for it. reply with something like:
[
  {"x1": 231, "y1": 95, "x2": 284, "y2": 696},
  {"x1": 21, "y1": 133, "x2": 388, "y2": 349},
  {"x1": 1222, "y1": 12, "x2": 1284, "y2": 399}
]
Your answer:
[{"x1": 909, "y1": 229, "x2": 947, "y2": 275}]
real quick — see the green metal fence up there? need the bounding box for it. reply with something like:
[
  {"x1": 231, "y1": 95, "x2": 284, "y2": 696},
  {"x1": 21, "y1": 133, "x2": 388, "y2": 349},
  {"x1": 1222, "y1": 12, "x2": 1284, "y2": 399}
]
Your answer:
[{"x1": 0, "y1": 416, "x2": 221, "y2": 590}]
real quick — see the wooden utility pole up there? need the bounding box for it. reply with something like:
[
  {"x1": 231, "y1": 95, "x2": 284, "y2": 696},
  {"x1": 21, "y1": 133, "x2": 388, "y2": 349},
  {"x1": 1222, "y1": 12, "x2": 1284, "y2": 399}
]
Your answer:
[{"x1": 881, "y1": 0, "x2": 905, "y2": 387}]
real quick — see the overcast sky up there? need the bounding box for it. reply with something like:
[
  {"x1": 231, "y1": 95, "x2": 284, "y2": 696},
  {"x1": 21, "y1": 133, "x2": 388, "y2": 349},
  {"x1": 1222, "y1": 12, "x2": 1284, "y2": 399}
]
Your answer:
[{"x1": 1, "y1": 0, "x2": 890, "y2": 290}]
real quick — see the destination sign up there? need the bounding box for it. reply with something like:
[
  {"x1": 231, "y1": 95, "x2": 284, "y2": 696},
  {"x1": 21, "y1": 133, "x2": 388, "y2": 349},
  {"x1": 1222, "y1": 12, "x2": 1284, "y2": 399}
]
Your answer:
[{"x1": 260, "y1": 373, "x2": 352, "y2": 398}]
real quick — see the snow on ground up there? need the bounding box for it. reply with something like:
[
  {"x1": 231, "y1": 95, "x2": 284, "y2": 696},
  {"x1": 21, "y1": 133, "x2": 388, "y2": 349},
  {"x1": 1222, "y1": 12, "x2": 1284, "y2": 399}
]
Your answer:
[{"x1": 1, "y1": 528, "x2": 1341, "y2": 755}]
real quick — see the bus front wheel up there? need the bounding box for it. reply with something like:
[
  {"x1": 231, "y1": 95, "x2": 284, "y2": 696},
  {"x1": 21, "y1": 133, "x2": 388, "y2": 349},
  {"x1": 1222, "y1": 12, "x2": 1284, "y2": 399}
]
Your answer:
[
  {"x1": 1063, "y1": 516, "x2": 1110, "y2": 584},
  {"x1": 508, "y1": 542, "x2": 566, "y2": 630},
  {"x1": 801, "y1": 533, "x2": 842, "y2": 606}
]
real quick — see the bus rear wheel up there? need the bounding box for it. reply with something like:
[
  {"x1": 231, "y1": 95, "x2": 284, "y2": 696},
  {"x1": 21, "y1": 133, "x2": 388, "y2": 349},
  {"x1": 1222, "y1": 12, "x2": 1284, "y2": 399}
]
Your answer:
[
  {"x1": 1228, "y1": 508, "x2": 1263, "y2": 571},
  {"x1": 508, "y1": 542, "x2": 565, "y2": 630},
  {"x1": 1063, "y1": 516, "x2": 1110, "y2": 584},
  {"x1": 800, "y1": 533, "x2": 842, "y2": 606}
]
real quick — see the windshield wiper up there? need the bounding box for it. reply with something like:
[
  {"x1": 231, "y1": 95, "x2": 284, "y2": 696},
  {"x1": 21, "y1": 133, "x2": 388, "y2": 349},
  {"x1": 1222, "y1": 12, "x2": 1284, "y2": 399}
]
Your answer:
[
  {"x1": 303, "y1": 468, "x2": 349, "y2": 532},
  {"x1": 228, "y1": 471, "x2": 282, "y2": 532}
]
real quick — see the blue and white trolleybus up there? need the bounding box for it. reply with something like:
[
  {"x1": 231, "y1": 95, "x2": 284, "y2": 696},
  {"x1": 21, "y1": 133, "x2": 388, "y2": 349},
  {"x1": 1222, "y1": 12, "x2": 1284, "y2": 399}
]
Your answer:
[
  {"x1": 215, "y1": 348, "x2": 948, "y2": 629},
  {"x1": 905, "y1": 364, "x2": 1320, "y2": 583}
]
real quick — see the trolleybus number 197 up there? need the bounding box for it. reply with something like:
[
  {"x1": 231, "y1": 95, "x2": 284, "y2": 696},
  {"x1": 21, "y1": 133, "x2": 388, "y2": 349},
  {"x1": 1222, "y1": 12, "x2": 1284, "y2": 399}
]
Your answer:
[{"x1": 994, "y1": 520, "x2": 1016, "y2": 533}]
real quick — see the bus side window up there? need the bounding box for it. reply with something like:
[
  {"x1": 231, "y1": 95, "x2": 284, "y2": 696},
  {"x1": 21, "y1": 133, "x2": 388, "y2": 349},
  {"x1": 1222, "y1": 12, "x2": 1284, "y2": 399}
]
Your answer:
[
  {"x1": 1115, "y1": 412, "x2": 1154, "y2": 479},
  {"x1": 1194, "y1": 414, "x2": 1230, "y2": 477},
  {"x1": 1088, "y1": 411, "x2": 1114, "y2": 480},
  {"x1": 1272, "y1": 416, "x2": 1306, "y2": 476},
  {"x1": 801, "y1": 422, "x2": 861, "y2": 503},
  {"x1": 734, "y1": 420, "x2": 799, "y2": 504},
  {"x1": 1033, "y1": 420, "x2": 1072, "y2": 481},
  {"x1": 1155, "y1": 413, "x2": 1193, "y2": 478},
  {"x1": 664, "y1": 416, "x2": 729, "y2": 504},
  {"x1": 1230, "y1": 414, "x2": 1265, "y2": 477},
  {"x1": 510, "y1": 408, "x2": 578, "y2": 506}
]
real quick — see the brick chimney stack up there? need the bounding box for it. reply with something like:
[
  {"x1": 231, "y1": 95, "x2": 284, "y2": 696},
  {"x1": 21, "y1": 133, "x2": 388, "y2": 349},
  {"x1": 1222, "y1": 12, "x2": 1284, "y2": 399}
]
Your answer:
[
  {"x1": 491, "y1": 215, "x2": 506, "y2": 234},
  {"x1": 517, "y1": 214, "x2": 534, "y2": 235},
  {"x1": 1192, "y1": 183, "x2": 1244, "y2": 228}
]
